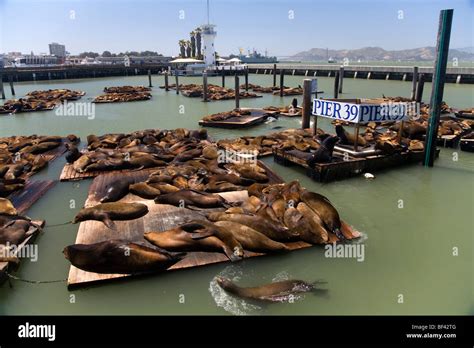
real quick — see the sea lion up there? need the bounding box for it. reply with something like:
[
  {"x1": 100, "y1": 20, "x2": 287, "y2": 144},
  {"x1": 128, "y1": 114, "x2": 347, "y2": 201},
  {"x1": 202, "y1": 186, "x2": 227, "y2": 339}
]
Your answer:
[
  {"x1": 307, "y1": 136, "x2": 340, "y2": 165},
  {"x1": 207, "y1": 173, "x2": 255, "y2": 186},
  {"x1": 247, "y1": 183, "x2": 269, "y2": 199},
  {"x1": 95, "y1": 177, "x2": 135, "y2": 203},
  {"x1": 207, "y1": 212, "x2": 297, "y2": 242},
  {"x1": 295, "y1": 203, "x2": 329, "y2": 243},
  {"x1": 180, "y1": 220, "x2": 244, "y2": 260},
  {"x1": 0, "y1": 198, "x2": 18, "y2": 216},
  {"x1": 213, "y1": 221, "x2": 289, "y2": 253},
  {"x1": 73, "y1": 202, "x2": 149, "y2": 229},
  {"x1": 0, "y1": 220, "x2": 32, "y2": 245},
  {"x1": 335, "y1": 125, "x2": 367, "y2": 146},
  {"x1": 228, "y1": 163, "x2": 268, "y2": 183},
  {"x1": 63, "y1": 239, "x2": 184, "y2": 274},
  {"x1": 20, "y1": 142, "x2": 60, "y2": 154},
  {"x1": 155, "y1": 190, "x2": 228, "y2": 209},
  {"x1": 216, "y1": 277, "x2": 323, "y2": 302},
  {"x1": 144, "y1": 227, "x2": 241, "y2": 261},
  {"x1": 129, "y1": 182, "x2": 161, "y2": 199},
  {"x1": 300, "y1": 190, "x2": 343, "y2": 240},
  {"x1": 65, "y1": 144, "x2": 81, "y2": 164},
  {"x1": 148, "y1": 182, "x2": 180, "y2": 193},
  {"x1": 73, "y1": 155, "x2": 92, "y2": 173}
]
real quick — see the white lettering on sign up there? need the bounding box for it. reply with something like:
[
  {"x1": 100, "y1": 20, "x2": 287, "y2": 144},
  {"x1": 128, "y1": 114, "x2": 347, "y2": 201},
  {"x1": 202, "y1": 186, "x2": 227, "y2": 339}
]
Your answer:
[{"x1": 313, "y1": 99, "x2": 417, "y2": 123}]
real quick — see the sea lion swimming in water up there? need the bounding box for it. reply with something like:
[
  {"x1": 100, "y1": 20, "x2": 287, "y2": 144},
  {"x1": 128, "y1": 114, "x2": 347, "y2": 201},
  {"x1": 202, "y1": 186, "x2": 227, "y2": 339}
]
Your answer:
[
  {"x1": 307, "y1": 136, "x2": 340, "y2": 165},
  {"x1": 73, "y1": 202, "x2": 149, "y2": 229},
  {"x1": 63, "y1": 239, "x2": 184, "y2": 274},
  {"x1": 215, "y1": 277, "x2": 325, "y2": 303}
]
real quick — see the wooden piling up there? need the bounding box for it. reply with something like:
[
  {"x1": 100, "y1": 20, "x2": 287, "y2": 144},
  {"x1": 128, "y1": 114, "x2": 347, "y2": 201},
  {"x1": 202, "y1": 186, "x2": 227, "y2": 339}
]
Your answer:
[
  {"x1": 164, "y1": 71, "x2": 169, "y2": 91},
  {"x1": 273, "y1": 63, "x2": 277, "y2": 86},
  {"x1": 148, "y1": 69, "x2": 153, "y2": 87},
  {"x1": 175, "y1": 71, "x2": 179, "y2": 95},
  {"x1": 221, "y1": 68, "x2": 225, "y2": 87},
  {"x1": 302, "y1": 79, "x2": 312, "y2": 129},
  {"x1": 312, "y1": 91, "x2": 319, "y2": 136},
  {"x1": 279, "y1": 69, "x2": 285, "y2": 97},
  {"x1": 8, "y1": 75, "x2": 15, "y2": 96},
  {"x1": 0, "y1": 73, "x2": 5, "y2": 99},
  {"x1": 338, "y1": 66, "x2": 344, "y2": 93},
  {"x1": 333, "y1": 71, "x2": 340, "y2": 98},
  {"x1": 415, "y1": 73, "x2": 425, "y2": 103},
  {"x1": 203, "y1": 71, "x2": 208, "y2": 102},
  {"x1": 245, "y1": 67, "x2": 249, "y2": 91},
  {"x1": 424, "y1": 9, "x2": 453, "y2": 167},
  {"x1": 411, "y1": 66, "x2": 418, "y2": 100},
  {"x1": 235, "y1": 75, "x2": 240, "y2": 109},
  {"x1": 354, "y1": 125, "x2": 360, "y2": 152}
]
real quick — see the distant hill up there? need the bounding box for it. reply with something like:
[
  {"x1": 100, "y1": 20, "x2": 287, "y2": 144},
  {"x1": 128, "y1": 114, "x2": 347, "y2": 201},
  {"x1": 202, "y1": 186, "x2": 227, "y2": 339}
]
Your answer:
[{"x1": 285, "y1": 46, "x2": 474, "y2": 62}]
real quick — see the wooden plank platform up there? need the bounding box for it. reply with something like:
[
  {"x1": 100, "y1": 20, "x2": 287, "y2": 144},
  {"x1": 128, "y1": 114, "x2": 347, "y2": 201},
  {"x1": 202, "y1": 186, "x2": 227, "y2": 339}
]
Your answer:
[
  {"x1": 8, "y1": 180, "x2": 56, "y2": 215},
  {"x1": 273, "y1": 147, "x2": 439, "y2": 182},
  {"x1": 0, "y1": 220, "x2": 45, "y2": 284},
  {"x1": 198, "y1": 109, "x2": 274, "y2": 129},
  {"x1": 66, "y1": 160, "x2": 310, "y2": 288}
]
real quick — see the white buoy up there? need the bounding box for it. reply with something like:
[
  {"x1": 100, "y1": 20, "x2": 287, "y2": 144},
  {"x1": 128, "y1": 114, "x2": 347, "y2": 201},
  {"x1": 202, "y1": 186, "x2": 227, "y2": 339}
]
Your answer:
[{"x1": 364, "y1": 173, "x2": 375, "y2": 179}]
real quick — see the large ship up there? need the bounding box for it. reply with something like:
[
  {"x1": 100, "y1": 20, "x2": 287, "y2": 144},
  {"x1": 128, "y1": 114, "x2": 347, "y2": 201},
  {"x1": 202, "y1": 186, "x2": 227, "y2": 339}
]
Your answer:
[{"x1": 229, "y1": 49, "x2": 278, "y2": 63}]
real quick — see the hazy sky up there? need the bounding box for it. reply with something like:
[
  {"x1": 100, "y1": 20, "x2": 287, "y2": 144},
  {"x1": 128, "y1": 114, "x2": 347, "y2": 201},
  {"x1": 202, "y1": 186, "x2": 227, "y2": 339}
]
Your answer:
[{"x1": 0, "y1": 0, "x2": 472, "y2": 56}]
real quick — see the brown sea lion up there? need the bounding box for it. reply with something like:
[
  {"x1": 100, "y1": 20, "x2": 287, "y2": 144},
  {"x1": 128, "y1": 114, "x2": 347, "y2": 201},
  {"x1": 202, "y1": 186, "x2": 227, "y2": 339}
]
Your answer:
[
  {"x1": 300, "y1": 190, "x2": 343, "y2": 240},
  {"x1": 148, "y1": 182, "x2": 180, "y2": 193},
  {"x1": 216, "y1": 277, "x2": 324, "y2": 302},
  {"x1": 73, "y1": 202, "x2": 149, "y2": 229},
  {"x1": 155, "y1": 190, "x2": 228, "y2": 209},
  {"x1": 296, "y1": 203, "x2": 329, "y2": 243},
  {"x1": 213, "y1": 221, "x2": 290, "y2": 253},
  {"x1": 144, "y1": 227, "x2": 241, "y2": 261},
  {"x1": 228, "y1": 163, "x2": 268, "y2": 183},
  {"x1": 63, "y1": 239, "x2": 184, "y2": 274},
  {"x1": 283, "y1": 207, "x2": 325, "y2": 244},
  {"x1": 207, "y1": 212, "x2": 296, "y2": 242},
  {"x1": 73, "y1": 155, "x2": 92, "y2": 173},
  {"x1": 180, "y1": 220, "x2": 244, "y2": 260},
  {"x1": 335, "y1": 125, "x2": 367, "y2": 146},
  {"x1": 20, "y1": 141, "x2": 60, "y2": 154},
  {"x1": 0, "y1": 220, "x2": 32, "y2": 245},
  {"x1": 247, "y1": 183, "x2": 269, "y2": 199},
  {"x1": 128, "y1": 182, "x2": 161, "y2": 199},
  {"x1": 0, "y1": 198, "x2": 18, "y2": 216}
]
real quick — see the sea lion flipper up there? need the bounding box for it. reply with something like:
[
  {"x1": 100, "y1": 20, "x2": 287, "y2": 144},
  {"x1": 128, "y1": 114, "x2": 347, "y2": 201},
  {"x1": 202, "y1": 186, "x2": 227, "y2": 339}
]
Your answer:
[
  {"x1": 99, "y1": 214, "x2": 116, "y2": 230},
  {"x1": 189, "y1": 231, "x2": 214, "y2": 240}
]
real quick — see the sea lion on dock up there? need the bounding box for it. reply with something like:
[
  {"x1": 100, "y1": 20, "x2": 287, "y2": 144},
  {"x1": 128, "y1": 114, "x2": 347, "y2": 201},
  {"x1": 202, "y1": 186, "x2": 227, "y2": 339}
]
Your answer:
[
  {"x1": 73, "y1": 155, "x2": 92, "y2": 173},
  {"x1": 0, "y1": 198, "x2": 18, "y2": 216},
  {"x1": 307, "y1": 136, "x2": 340, "y2": 165},
  {"x1": 215, "y1": 277, "x2": 324, "y2": 302},
  {"x1": 154, "y1": 190, "x2": 228, "y2": 209},
  {"x1": 0, "y1": 220, "x2": 32, "y2": 245},
  {"x1": 207, "y1": 212, "x2": 297, "y2": 242},
  {"x1": 95, "y1": 177, "x2": 135, "y2": 203},
  {"x1": 213, "y1": 221, "x2": 290, "y2": 253},
  {"x1": 227, "y1": 163, "x2": 268, "y2": 183},
  {"x1": 335, "y1": 125, "x2": 367, "y2": 146},
  {"x1": 65, "y1": 144, "x2": 81, "y2": 164},
  {"x1": 129, "y1": 182, "x2": 161, "y2": 199},
  {"x1": 247, "y1": 183, "x2": 269, "y2": 199},
  {"x1": 296, "y1": 203, "x2": 329, "y2": 243},
  {"x1": 63, "y1": 239, "x2": 184, "y2": 274},
  {"x1": 73, "y1": 202, "x2": 149, "y2": 229},
  {"x1": 180, "y1": 220, "x2": 244, "y2": 260},
  {"x1": 300, "y1": 190, "x2": 343, "y2": 240}
]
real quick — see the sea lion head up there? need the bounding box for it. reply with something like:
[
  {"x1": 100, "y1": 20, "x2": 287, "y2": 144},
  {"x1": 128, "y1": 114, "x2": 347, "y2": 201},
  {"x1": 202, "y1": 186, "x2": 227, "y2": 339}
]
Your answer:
[
  {"x1": 215, "y1": 276, "x2": 236, "y2": 291},
  {"x1": 322, "y1": 136, "x2": 340, "y2": 150}
]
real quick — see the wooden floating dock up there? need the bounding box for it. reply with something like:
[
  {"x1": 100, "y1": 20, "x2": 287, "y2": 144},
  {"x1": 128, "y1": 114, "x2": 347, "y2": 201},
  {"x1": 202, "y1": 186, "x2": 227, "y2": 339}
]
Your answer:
[
  {"x1": 8, "y1": 180, "x2": 56, "y2": 214},
  {"x1": 0, "y1": 220, "x2": 45, "y2": 284},
  {"x1": 273, "y1": 147, "x2": 439, "y2": 182},
  {"x1": 67, "y1": 161, "x2": 318, "y2": 288},
  {"x1": 60, "y1": 164, "x2": 160, "y2": 182},
  {"x1": 198, "y1": 108, "x2": 276, "y2": 129}
]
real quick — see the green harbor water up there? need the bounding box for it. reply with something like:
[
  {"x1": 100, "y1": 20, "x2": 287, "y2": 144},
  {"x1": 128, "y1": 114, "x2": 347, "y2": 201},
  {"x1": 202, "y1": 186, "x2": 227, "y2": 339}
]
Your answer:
[{"x1": 0, "y1": 74, "x2": 472, "y2": 315}]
